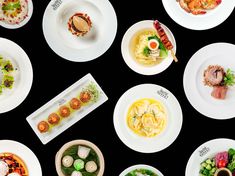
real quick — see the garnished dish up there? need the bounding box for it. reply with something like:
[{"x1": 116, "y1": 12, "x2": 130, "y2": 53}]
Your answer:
[
  {"x1": 0, "y1": 153, "x2": 28, "y2": 176},
  {"x1": 37, "y1": 82, "x2": 100, "y2": 133},
  {"x1": 68, "y1": 12, "x2": 92, "y2": 37},
  {"x1": 130, "y1": 20, "x2": 176, "y2": 67},
  {"x1": 203, "y1": 65, "x2": 235, "y2": 100},
  {"x1": 199, "y1": 148, "x2": 235, "y2": 176},
  {"x1": 27, "y1": 74, "x2": 108, "y2": 144},
  {"x1": 0, "y1": 0, "x2": 29, "y2": 24},
  {"x1": 0, "y1": 55, "x2": 15, "y2": 94},
  {"x1": 127, "y1": 98, "x2": 167, "y2": 137},
  {"x1": 55, "y1": 140, "x2": 104, "y2": 176},
  {"x1": 177, "y1": 0, "x2": 222, "y2": 15}
]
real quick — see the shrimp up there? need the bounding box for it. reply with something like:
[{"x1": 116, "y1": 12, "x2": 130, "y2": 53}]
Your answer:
[
  {"x1": 188, "y1": 0, "x2": 207, "y2": 15},
  {"x1": 179, "y1": 0, "x2": 191, "y2": 12},
  {"x1": 201, "y1": 0, "x2": 222, "y2": 10}
]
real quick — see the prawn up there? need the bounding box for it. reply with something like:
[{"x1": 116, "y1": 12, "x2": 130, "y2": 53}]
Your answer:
[
  {"x1": 188, "y1": 0, "x2": 207, "y2": 15},
  {"x1": 201, "y1": 0, "x2": 222, "y2": 10},
  {"x1": 179, "y1": 0, "x2": 191, "y2": 13}
]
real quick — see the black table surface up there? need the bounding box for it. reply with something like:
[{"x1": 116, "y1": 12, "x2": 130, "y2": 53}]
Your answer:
[{"x1": 1, "y1": 0, "x2": 235, "y2": 175}]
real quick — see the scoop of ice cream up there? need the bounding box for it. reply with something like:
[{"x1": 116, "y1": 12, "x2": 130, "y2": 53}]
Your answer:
[{"x1": 0, "y1": 160, "x2": 9, "y2": 175}]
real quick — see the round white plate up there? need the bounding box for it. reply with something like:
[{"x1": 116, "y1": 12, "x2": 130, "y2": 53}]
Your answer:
[
  {"x1": 121, "y1": 20, "x2": 176, "y2": 75},
  {"x1": 0, "y1": 140, "x2": 42, "y2": 176},
  {"x1": 0, "y1": 0, "x2": 33, "y2": 29},
  {"x1": 43, "y1": 0, "x2": 117, "y2": 62},
  {"x1": 186, "y1": 138, "x2": 235, "y2": 176},
  {"x1": 162, "y1": 0, "x2": 235, "y2": 30},
  {"x1": 0, "y1": 38, "x2": 33, "y2": 113},
  {"x1": 119, "y1": 164, "x2": 164, "y2": 176},
  {"x1": 183, "y1": 43, "x2": 235, "y2": 120},
  {"x1": 113, "y1": 84, "x2": 182, "y2": 153}
]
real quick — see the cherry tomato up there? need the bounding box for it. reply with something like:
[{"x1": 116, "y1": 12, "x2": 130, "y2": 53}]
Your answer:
[{"x1": 218, "y1": 160, "x2": 227, "y2": 168}]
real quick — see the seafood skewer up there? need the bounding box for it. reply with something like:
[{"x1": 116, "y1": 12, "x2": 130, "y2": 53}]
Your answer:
[{"x1": 153, "y1": 20, "x2": 178, "y2": 62}]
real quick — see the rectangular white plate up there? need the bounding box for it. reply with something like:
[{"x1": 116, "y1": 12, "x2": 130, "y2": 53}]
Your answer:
[{"x1": 26, "y1": 73, "x2": 108, "y2": 144}]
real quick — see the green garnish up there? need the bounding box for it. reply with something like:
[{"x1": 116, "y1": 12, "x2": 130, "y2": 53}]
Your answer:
[
  {"x1": 148, "y1": 35, "x2": 168, "y2": 53},
  {"x1": 2, "y1": 2, "x2": 21, "y2": 11},
  {"x1": 224, "y1": 69, "x2": 235, "y2": 86},
  {"x1": 143, "y1": 46, "x2": 150, "y2": 57},
  {"x1": 85, "y1": 82, "x2": 100, "y2": 103}
]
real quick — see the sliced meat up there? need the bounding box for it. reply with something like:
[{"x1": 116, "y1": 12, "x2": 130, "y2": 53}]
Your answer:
[
  {"x1": 204, "y1": 65, "x2": 225, "y2": 87},
  {"x1": 211, "y1": 86, "x2": 228, "y2": 100}
]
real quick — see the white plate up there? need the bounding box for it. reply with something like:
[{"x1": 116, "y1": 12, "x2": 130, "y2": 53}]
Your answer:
[
  {"x1": 162, "y1": 0, "x2": 235, "y2": 30},
  {"x1": 0, "y1": 0, "x2": 33, "y2": 29},
  {"x1": 121, "y1": 20, "x2": 176, "y2": 75},
  {"x1": 27, "y1": 73, "x2": 108, "y2": 144},
  {"x1": 119, "y1": 164, "x2": 164, "y2": 176},
  {"x1": 186, "y1": 138, "x2": 235, "y2": 176},
  {"x1": 42, "y1": 0, "x2": 117, "y2": 62},
  {"x1": 0, "y1": 38, "x2": 33, "y2": 113},
  {"x1": 113, "y1": 84, "x2": 182, "y2": 153},
  {"x1": 183, "y1": 43, "x2": 235, "y2": 120},
  {"x1": 0, "y1": 140, "x2": 42, "y2": 176}
]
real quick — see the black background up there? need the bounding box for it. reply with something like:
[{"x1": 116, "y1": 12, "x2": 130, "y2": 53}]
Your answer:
[{"x1": 0, "y1": 0, "x2": 235, "y2": 175}]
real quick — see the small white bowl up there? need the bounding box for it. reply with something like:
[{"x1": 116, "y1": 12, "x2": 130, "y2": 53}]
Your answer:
[
  {"x1": 55, "y1": 140, "x2": 105, "y2": 176},
  {"x1": 119, "y1": 164, "x2": 164, "y2": 176}
]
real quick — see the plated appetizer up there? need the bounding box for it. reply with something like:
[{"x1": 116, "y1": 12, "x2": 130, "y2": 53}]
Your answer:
[
  {"x1": 0, "y1": 153, "x2": 28, "y2": 176},
  {"x1": 56, "y1": 140, "x2": 104, "y2": 176},
  {"x1": 36, "y1": 82, "x2": 100, "y2": 134},
  {"x1": 203, "y1": 65, "x2": 235, "y2": 100},
  {"x1": 68, "y1": 12, "x2": 92, "y2": 37},
  {"x1": 0, "y1": 56, "x2": 15, "y2": 94},
  {"x1": 0, "y1": 0, "x2": 28, "y2": 24},
  {"x1": 177, "y1": 0, "x2": 222, "y2": 15},
  {"x1": 127, "y1": 98, "x2": 167, "y2": 137},
  {"x1": 199, "y1": 148, "x2": 235, "y2": 176},
  {"x1": 27, "y1": 74, "x2": 108, "y2": 144}
]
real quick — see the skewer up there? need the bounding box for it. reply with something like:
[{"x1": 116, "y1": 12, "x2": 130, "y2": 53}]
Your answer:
[{"x1": 153, "y1": 20, "x2": 178, "y2": 63}]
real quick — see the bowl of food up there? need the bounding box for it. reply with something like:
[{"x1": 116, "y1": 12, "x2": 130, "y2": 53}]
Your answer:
[
  {"x1": 55, "y1": 140, "x2": 105, "y2": 176},
  {"x1": 121, "y1": 20, "x2": 177, "y2": 75},
  {"x1": 119, "y1": 164, "x2": 164, "y2": 176}
]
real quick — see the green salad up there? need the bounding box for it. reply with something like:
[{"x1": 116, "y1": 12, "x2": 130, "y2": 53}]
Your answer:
[{"x1": 200, "y1": 148, "x2": 235, "y2": 176}]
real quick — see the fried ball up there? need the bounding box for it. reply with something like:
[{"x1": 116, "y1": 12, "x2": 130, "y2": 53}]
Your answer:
[
  {"x1": 48, "y1": 113, "x2": 60, "y2": 125},
  {"x1": 70, "y1": 98, "x2": 81, "y2": 110},
  {"x1": 80, "y1": 91, "x2": 91, "y2": 103},
  {"x1": 59, "y1": 106, "x2": 70, "y2": 118},
  {"x1": 37, "y1": 121, "x2": 49, "y2": 133}
]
